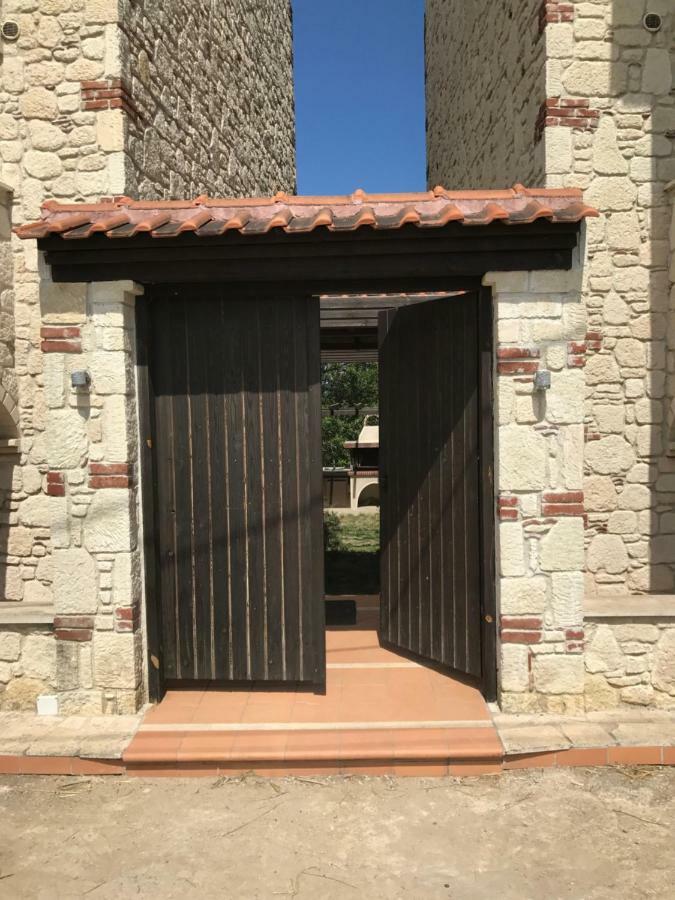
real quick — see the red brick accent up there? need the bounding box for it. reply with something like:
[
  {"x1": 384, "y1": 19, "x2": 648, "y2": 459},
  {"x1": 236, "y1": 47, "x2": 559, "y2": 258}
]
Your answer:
[
  {"x1": 89, "y1": 475, "x2": 130, "y2": 489},
  {"x1": 535, "y1": 96, "x2": 599, "y2": 142},
  {"x1": 501, "y1": 630, "x2": 542, "y2": 644},
  {"x1": 81, "y1": 78, "x2": 138, "y2": 118},
  {"x1": 567, "y1": 340, "x2": 587, "y2": 368},
  {"x1": 586, "y1": 330, "x2": 603, "y2": 352},
  {"x1": 115, "y1": 606, "x2": 139, "y2": 633},
  {"x1": 54, "y1": 615, "x2": 94, "y2": 642},
  {"x1": 501, "y1": 616, "x2": 542, "y2": 645},
  {"x1": 497, "y1": 347, "x2": 541, "y2": 377},
  {"x1": 539, "y1": 1, "x2": 574, "y2": 33},
  {"x1": 45, "y1": 471, "x2": 65, "y2": 497},
  {"x1": 542, "y1": 491, "x2": 585, "y2": 518},
  {"x1": 40, "y1": 326, "x2": 81, "y2": 354},
  {"x1": 89, "y1": 463, "x2": 130, "y2": 475},
  {"x1": 88, "y1": 462, "x2": 132, "y2": 489},
  {"x1": 498, "y1": 495, "x2": 519, "y2": 521}
]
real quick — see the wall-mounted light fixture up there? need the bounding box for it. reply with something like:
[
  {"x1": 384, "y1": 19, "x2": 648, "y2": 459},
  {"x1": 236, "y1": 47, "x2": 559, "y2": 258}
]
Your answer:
[
  {"x1": 534, "y1": 369, "x2": 552, "y2": 392},
  {"x1": 70, "y1": 370, "x2": 91, "y2": 389}
]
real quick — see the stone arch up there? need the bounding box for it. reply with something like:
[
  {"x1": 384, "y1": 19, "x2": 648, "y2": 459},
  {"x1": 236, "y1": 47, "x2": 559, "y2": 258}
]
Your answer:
[{"x1": 357, "y1": 482, "x2": 379, "y2": 507}]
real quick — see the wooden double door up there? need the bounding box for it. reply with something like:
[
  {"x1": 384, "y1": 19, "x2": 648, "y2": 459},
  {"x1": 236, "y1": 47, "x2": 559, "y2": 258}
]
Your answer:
[{"x1": 144, "y1": 287, "x2": 490, "y2": 691}]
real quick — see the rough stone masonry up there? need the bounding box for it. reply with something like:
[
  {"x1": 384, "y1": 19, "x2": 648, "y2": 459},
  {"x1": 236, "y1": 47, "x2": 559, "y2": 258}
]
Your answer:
[
  {"x1": 427, "y1": 0, "x2": 675, "y2": 710},
  {"x1": 0, "y1": 0, "x2": 296, "y2": 712}
]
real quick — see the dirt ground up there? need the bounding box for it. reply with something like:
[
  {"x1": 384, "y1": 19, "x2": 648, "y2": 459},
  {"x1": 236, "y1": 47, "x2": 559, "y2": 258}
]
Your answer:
[{"x1": 1, "y1": 767, "x2": 674, "y2": 899}]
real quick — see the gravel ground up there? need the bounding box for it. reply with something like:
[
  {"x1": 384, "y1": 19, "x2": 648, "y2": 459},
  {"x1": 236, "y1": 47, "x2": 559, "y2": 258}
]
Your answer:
[{"x1": 1, "y1": 767, "x2": 674, "y2": 899}]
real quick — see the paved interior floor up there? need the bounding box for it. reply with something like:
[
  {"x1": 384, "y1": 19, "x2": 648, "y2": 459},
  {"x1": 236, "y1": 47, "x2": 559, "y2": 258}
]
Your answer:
[{"x1": 124, "y1": 597, "x2": 501, "y2": 773}]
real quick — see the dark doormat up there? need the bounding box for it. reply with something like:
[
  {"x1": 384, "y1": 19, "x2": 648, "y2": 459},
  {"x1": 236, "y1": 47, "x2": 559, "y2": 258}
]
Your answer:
[{"x1": 325, "y1": 599, "x2": 357, "y2": 626}]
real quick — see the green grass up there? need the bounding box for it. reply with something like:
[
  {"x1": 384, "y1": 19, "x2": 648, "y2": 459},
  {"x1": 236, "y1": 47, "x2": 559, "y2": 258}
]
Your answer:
[{"x1": 324, "y1": 513, "x2": 380, "y2": 595}]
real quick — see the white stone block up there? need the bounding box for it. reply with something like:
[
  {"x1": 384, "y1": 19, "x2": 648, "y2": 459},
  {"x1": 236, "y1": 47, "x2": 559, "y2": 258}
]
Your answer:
[
  {"x1": 539, "y1": 519, "x2": 584, "y2": 572},
  {"x1": 83, "y1": 489, "x2": 135, "y2": 554},
  {"x1": 533, "y1": 655, "x2": 584, "y2": 694},
  {"x1": 498, "y1": 424, "x2": 547, "y2": 491},
  {"x1": 499, "y1": 522, "x2": 526, "y2": 577},
  {"x1": 546, "y1": 369, "x2": 584, "y2": 424},
  {"x1": 53, "y1": 548, "x2": 98, "y2": 615},
  {"x1": 592, "y1": 117, "x2": 628, "y2": 175},
  {"x1": 500, "y1": 576, "x2": 547, "y2": 615},
  {"x1": 587, "y1": 534, "x2": 629, "y2": 574},
  {"x1": 501, "y1": 645, "x2": 530, "y2": 693},
  {"x1": 46, "y1": 408, "x2": 87, "y2": 468},
  {"x1": 551, "y1": 572, "x2": 584, "y2": 627},
  {"x1": 585, "y1": 435, "x2": 635, "y2": 475},
  {"x1": 642, "y1": 49, "x2": 672, "y2": 95},
  {"x1": 93, "y1": 632, "x2": 140, "y2": 690}
]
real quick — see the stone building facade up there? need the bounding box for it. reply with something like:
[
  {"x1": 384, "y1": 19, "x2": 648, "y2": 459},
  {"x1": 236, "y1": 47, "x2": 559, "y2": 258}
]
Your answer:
[
  {"x1": 0, "y1": 0, "x2": 295, "y2": 711},
  {"x1": 427, "y1": 0, "x2": 675, "y2": 710}
]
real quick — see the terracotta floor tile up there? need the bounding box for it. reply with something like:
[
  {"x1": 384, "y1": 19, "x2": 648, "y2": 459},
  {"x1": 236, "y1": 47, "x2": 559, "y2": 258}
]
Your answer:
[
  {"x1": 340, "y1": 729, "x2": 394, "y2": 759},
  {"x1": 0, "y1": 756, "x2": 26, "y2": 775},
  {"x1": 444, "y1": 728, "x2": 502, "y2": 760},
  {"x1": 123, "y1": 732, "x2": 183, "y2": 763},
  {"x1": 555, "y1": 748, "x2": 608, "y2": 768},
  {"x1": 662, "y1": 746, "x2": 675, "y2": 765},
  {"x1": 72, "y1": 758, "x2": 125, "y2": 776},
  {"x1": 392, "y1": 728, "x2": 454, "y2": 759},
  {"x1": 127, "y1": 764, "x2": 220, "y2": 777},
  {"x1": 607, "y1": 746, "x2": 663, "y2": 766},
  {"x1": 229, "y1": 731, "x2": 289, "y2": 761},
  {"x1": 503, "y1": 752, "x2": 557, "y2": 770},
  {"x1": 285, "y1": 730, "x2": 341, "y2": 760},
  {"x1": 449, "y1": 761, "x2": 503, "y2": 777},
  {"x1": 340, "y1": 762, "x2": 396, "y2": 776},
  {"x1": 18, "y1": 757, "x2": 75, "y2": 775},
  {"x1": 393, "y1": 761, "x2": 449, "y2": 777},
  {"x1": 178, "y1": 732, "x2": 236, "y2": 761}
]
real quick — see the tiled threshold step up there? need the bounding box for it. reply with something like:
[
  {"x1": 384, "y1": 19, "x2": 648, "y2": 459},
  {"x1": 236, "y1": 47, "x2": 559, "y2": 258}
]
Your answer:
[{"x1": 123, "y1": 722, "x2": 504, "y2": 775}]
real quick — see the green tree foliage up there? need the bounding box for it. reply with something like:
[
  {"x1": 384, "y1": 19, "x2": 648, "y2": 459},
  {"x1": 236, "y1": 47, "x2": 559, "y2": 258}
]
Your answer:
[{"x1": 321, "y1": 363, "x2": 378, "y2": 467}]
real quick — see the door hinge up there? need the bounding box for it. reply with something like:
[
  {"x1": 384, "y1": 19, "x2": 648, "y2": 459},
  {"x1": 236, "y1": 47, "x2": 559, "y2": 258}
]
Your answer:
[{"x1": 146, "y1": 437, "x2": 152, "y2": 449}]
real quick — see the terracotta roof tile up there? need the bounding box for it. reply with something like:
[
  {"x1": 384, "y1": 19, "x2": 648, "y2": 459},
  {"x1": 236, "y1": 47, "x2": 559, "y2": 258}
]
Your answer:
[{"x1": 15, "y1": 185, "x2": 597, "y2": 241}]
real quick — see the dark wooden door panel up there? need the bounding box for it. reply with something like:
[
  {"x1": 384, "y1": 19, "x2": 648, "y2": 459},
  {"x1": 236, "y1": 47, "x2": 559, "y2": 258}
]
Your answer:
[
  {"x1": 149, "y1": 289, "x2": 324, "y2": 684},
  {"x1": 379, "y1": 292, "x2": 482, "y2": 678}
]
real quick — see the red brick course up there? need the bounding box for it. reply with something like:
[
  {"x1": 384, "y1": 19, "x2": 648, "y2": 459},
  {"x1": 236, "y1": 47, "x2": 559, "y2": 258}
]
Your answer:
[
  {"x1": 88, "y1": 463, "x2": 132, "y2": 489},
  {"x1": 539, "y1": 1, "x2": 574, "y2": 33},
  {"x1": 45, "y1": 471, "x2": 65, "y2": 497},
  {"x1": 542, "y1": 491, "x2": 585, "y2": 519},
  {"x1": 81, "y1": 78, "x2": 138, "y2": 118},
  {"x1": 535, "y1": 97, "x2": 599, "y2": 142},
  {"x1": 497, "y1": 347, "x2": 541, "y2": 377},
  {"x1": 54, "y1": 615, "x2": 94, "y2": 642},
  {"x1": 40, "y1": 326, "x2": 81, "y2": 354}
]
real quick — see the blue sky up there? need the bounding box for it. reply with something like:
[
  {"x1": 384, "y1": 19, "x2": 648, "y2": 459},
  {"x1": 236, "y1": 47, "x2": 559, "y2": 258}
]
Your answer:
[{"x1": 292, "y1": 0, "x2": 426, "y2": 195}]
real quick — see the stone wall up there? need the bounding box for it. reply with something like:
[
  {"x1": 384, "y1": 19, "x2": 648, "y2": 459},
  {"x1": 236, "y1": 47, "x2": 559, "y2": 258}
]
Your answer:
[
  {"x1": 542, "y1": 0, "x2": 674, "y2": 598},
  {"x1": 585, "y1": 619, "x2": 675, "y2": 709},
  {"x1": 120, "y1": 0, "x2": 296, "y2": 199},
  {"x1": 0, "y1": 626, "x2": 55, "y2": 709},
  {"x1": 0, "y1": 0, "x2": 296, "y2": 712},
  {"x1": 40, "y1": 277, "x2": 143, "y2": 715},
  {"x1": 425, "y1": 0, "x2": 546, "y2": 189},
  {"x1": 489, "y1": 267, "x2": 588, "y2": 713}
]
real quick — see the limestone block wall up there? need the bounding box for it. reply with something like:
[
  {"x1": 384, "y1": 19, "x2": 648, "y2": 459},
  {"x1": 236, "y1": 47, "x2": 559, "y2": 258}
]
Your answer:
[
  {"x1": 39, "y1": 278, "x2": 143, "y2": 715},
  {"x1": 543, "y1": 0, "x2": 675, "y2": 597},
  {"x1": 0, "y1": 626, "x2": 55, "y2": 709},
  {"x1": 0, "y1": 0, "x2": 296, "y2": 711},
  {"x1": 489, "y1": 268, "x2": 589, "y2": 714},
  {"x1": 585, "y1": 617, "x2": 675, "y2": 709},
  {"x1": 425, "y1": 0, "x2": 546, "y2": 189},
  {"x1": 120, "y1": 0, "x2": 296, "y2": 199},
  {"x1": 426, "y1": 0, "x2": 675, "y2": 600}
]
